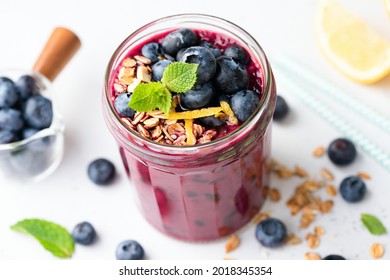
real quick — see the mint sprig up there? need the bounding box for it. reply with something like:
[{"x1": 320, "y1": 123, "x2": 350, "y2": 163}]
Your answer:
[
  {"x1": 129, "y1": 62, "x2": 198, "y2": 114},
  {"x1": 11, "y1": 219, "x2": 75, "y2": 258},
  {"x1": 361, "y1": 213, "x2": 387, "y2": 235}
]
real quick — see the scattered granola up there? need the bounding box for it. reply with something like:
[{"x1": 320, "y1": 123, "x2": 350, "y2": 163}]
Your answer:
[
  {"x1": 306, "y1": 233, "x2": 320, "y2": 249},
  {"x1": 314, "y1": 226, "x2": 325, "y2": 237},
  {"x1": 370, "y1": 243, "x2": 384, "y2": 259},
  {"x1": 285, "y1": 234, "x2": 302, "y2": 245},
  {"x1": 252, "y1": 212, "x2": 270, "y2": 224},
  {"x1": 313, "y1": 146, "x2": 326, "y2": 158},
  {"x1": 325, "y1": 184, "x2": 337, "y2": 197},
  {"x1": 357, "y1": 172, "x2": 371, "y2": 180},
  {"x1": 269, "y1": 188, "x2": 281, "y2": 202},
  {"x1": 225, "y1": 234, "x2": 240, "y2": 253},
  {"x1": 304, "y1": 252, "x2": 321, "y2": 260},
  {"x1": 320, "y1": 168, "x2": 334, "y2": 181},
  {"x1": 294, "y1": 166, "x2": 309, "y2": 178}
]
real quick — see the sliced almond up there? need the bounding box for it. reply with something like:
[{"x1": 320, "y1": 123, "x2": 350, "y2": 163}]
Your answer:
[
  {"x1": 114, "y1": 82, "x2": 126, "y2": 93},
  {"x1": 137, "y1": 66, "x2": 151, "y2": 82},
  {"x1": 143, "y1": 117, "x2": 160, "y2": 129},
  {"x1": 122, "y1": 57, "x2": 137, "y2": 67},
  {"x1": 225, "y1": 234, "x2": 240, "y2": 253},
  {"x1": 134, "y1": 55, "x2": 152, "y2": 65},
  {"x1": 127, "y1": 78, "x2": 141, "y2": 93}
]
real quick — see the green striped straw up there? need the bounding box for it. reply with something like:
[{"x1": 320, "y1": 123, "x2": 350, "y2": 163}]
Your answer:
[
  {"x1": 275, "y1": 56, "x2": 390, "y2": 134},
  {"x1": 273, "y1": 62, "x2": 390, "y2": 172}
]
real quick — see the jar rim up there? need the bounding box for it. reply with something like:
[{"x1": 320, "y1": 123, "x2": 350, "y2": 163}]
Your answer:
[{"x1": 104, "y1": 13, "x2": 274, "y2": 152}]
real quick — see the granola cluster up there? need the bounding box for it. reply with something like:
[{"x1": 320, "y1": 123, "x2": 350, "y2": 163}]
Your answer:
[{"x1": 113, "y1": 55, "x2": 238, "y2": 146}]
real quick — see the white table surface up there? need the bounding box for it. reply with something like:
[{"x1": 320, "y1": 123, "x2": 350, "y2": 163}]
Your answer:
[{"x1": 1, "y1": 0, "x2": 390, "y2": 260}]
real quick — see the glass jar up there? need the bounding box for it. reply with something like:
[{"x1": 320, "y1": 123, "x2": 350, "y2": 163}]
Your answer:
[
  {"x1": 103, "y1": 14, "x2": 276, "y2": 241},
  {"x1": 0, "y1": 70, "x2": 65, "y2": 182}
]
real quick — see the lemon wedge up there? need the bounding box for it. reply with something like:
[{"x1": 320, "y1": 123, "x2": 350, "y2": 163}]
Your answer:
[{"x1": 317, "y1": 0, "x2": 390, "y2": 84}]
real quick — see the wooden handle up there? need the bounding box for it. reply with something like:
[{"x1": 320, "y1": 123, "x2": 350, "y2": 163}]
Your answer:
[{"x1": 33, "y1": 27, "x2": 81, "y2": 81}]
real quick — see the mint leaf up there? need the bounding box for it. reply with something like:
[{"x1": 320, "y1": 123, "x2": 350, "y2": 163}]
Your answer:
[
  {"x1": 11, "y1": 219, "x2": 74, "y2": 258},
  {"x1": 129, "y1": 82, "x2": 170, "y2": 114},
  {"x1": 361, "y1": 214, "x2": 387, "y2": 235},
  {"x1": 161, "y1": 62, "x2": 198, "y2": 93}
]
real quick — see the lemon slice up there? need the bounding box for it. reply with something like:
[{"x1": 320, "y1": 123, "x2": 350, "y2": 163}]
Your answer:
[{"x1": 317, "y1": 0, "x2": 390, "y2": 84}]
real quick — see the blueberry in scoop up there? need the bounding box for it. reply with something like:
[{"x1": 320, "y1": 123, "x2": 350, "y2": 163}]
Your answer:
[
  {"x1": 23, "y1": 95, "x2": 53, "y2": 129},
  {"x1": 0, "y1": 108, "x2": 24, "y2": 132},
  {"x1": 0, "y1": 129, "x2": 19, "y2": 144},
  {"x1": 230, "y1": 90, "x2": 259, "y2": 122},
  {"x1": 179, "y1": 46, "x2": 216, "y2": 84},
  {"x1": 0, "y1": 77, "x2": 18, "y2": 108},
  {"x1": 214, "y1": 56, "x2": 249, "y2": 94},
  {"x1": 161, "y1": 28, "x2": 198, "y2": 56},
  {"x1": 180, "y1": 81, "x2": 215, "y2": 110},
  {"x1": 15, "y1": 75, "x2": 39, "y2": 100}
]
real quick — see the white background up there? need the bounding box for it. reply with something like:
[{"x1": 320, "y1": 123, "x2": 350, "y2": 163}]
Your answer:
[{"x1": 0, "y1": 0, "x2": 390, "y2": 260}]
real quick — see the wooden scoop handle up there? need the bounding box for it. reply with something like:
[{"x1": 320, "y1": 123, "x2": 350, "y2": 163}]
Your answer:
[{"x1": 33, "y1": 27, "x2": 81, "y2": 81}]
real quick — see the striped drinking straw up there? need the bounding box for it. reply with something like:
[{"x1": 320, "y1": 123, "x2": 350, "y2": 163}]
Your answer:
[{"x1": 272, "y1": 58, "x2": 390, "y2": 172}]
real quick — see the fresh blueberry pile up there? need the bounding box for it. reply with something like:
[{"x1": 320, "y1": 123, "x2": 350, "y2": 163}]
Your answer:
[
  {"x1": 0, "y1": 75, "x2": 53, "y2": 144},
  {"x1": 115, "y1": 28, "x2": 261, "y2": 134}
]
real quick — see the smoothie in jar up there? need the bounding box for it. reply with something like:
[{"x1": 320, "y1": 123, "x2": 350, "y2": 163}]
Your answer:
[{"x1": 103, "y1": 14, "x2": 276, "y2": 241}]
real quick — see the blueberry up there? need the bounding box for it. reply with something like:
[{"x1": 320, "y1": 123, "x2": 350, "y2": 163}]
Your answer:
[
  {"x1": 0, "y1": 78, "x2": 18, "y2": 108},
  {"x1": 15, "y1": 75, "x2": 39, "y2": 100},
  {"x1": 255, "y1": 218, "x2": 287, "y2": 248},
  {"x1": 141, "y1": 42, "x2": 163, "y2": 63},
  {"x1": 88, "y1": 158, "x2": 116, "y2": 185},
  {"x1": 72, "y1": 222, "x2": 96, "y2": 245},
  {"x1": 115, "y1": 240, "x2": 144, "y2": 260},
  {"x1": 323, "y1": 255, "x2": 346, "y2": 260},
  {"x1": 22, "y1": 127, "x2": 39, "y2": 139},
  {"x1": 214, "y1": 57, "x2": 249, "y2": 94},
  {"x1": 114, "y1": 93, "x2": 135, "y2": 118},
  {"x1": 273, "y1": 95, "x2": 289, "y2": 121},
  {"x1": 218, "y1": 94, "x2": 230, "y2": 104},
  {"x1": 327, "y1": 138, "x2": 357, "y2": 166},
  {"x1": 0, "y1": 130, "x2": 19, "y2": 144},
  {"x1": 230, "y1": 90, "x2": 259, "y2": 122},
  {"x1": 161, "y1": 28, "x2": 198, "y2": 56},
  {"x1": 224, "y1": 44, "x2": 249, "y2": 65},
  {"x1": 199, "y1": 41, "x2": 222, "y2": 58},
  {"x1": 0, "y1": 109, "x2": 24, "y2": 131},
  {"x1": 151, "y1": 59, "x2": 172, "y2": 81},
  {"x1": 340, "y1": 176, "x2": 366, "y2": 202},
  {"x1": 179, "y1": 46, "x2": 216, "y2": 84},
  {"x1": 180, "y1": 82, "x2": 215, "y2": 110},
  {"x1": 198, "y1": 116, "x2": 224, "y2": 127},
  {"x1": 23, "y1": 95, "x2": 53, "y2": 129}
]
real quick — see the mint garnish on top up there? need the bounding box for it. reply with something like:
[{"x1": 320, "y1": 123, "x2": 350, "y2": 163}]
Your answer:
[
  {"x1": 361, "y1": 213, "x2": 387, "y2": 235},
  {"x1": 11, "y1": 218, "x2": 75, "y2": 258},
  {"x1": 129, "y1": 62, "x2": 198, "y2": 114}
]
